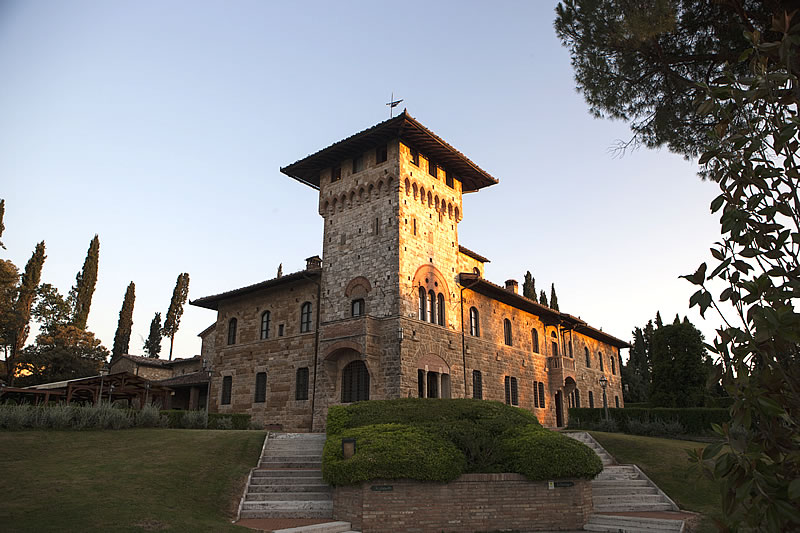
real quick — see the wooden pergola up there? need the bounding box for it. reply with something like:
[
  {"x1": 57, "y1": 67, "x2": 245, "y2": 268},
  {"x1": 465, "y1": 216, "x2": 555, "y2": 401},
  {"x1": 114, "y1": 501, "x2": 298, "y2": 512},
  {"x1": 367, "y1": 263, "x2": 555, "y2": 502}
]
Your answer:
[
  {"x1": 0, "y1": 386, "x2": 65, "y2": 405},
  {"x1": 21, "y1": 372, "x2": 173, "y2": 407}
]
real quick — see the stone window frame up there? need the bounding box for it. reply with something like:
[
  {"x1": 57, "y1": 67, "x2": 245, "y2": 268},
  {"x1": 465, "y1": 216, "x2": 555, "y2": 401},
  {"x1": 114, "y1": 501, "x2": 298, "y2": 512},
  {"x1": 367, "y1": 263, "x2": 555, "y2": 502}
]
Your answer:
[
  {"x1": 538, "y1": 381, "x2": 545, "y2": 408},
  {"x1": 585, "y1": 346, "x2": 591, "y2": 368},
  {"x1": 437, "y1": 293, "x2": 445, "y2": 326},
  {"x1": 551, "y1": 331, "x2": 559, "y2": 356},
  {"x1": 418, "y1": 287, "x2": 427, "y2": 321},
  {"x1": 610, "y1": 355, "x2": 616, "y2": 375},
  {"x1": 472, "y1": 370, "x2": 482, "y2": 399},
  {"x1": 260, "y1": 311, "x2": 271, "y2": 340},
  {"x1": 589, "y1": 390, "x2": 595, "y2": 408},
  {"x1": 445, "y1": 171, "x2": 454, "y2": 189},
  {"x1": 295, "y1": 367, "x2": 310, "y2": 401},
  {"x1": 220, "y1": 375, "x2": 233, "y2": 406},
  {"x1": 531, "y1": 328, "x2": 540, "y2": 353},
  {"x1": 410, "y1": 148, "x2": 419, "y2": 166},
  {"x1": 598, "y1": 351, "x2": 605, "y2": 372},
  {"x1": 503, "y1": 318, "x2": 513, "y2": 347},
  {"x1": 351, "y1": 298, "x2": 365, "y2": 317},
  {"x1": 352, "y1": 154, "x2": 364, "y2": 174},
  {"x1": 341, "y1": 360, "x2": 370, "y2": 403},
  {"x1": 331, "y1": 166, "x2": 341, "y2": 182},
  {"x1": 227, "y1": 318, "x2": 237, "y2": 346},
  {"x1": 300, "y1": 302, "x2": 313, "y2": 333},
  {"x1": 615, "y1": 395, "x2": 620, "y2": 408},
  {"x1": 469, "y1": 307, "x2": 480, "y2": 337},
  {"x1": 504, "y1": 376, "x2": 519, "y2": 406},
  {"x1": 254, "y1": 371, "x2": 267, "y2": 403},
  {"x1": 428, "y1": 158, "x2": 438, "y2": 178}
]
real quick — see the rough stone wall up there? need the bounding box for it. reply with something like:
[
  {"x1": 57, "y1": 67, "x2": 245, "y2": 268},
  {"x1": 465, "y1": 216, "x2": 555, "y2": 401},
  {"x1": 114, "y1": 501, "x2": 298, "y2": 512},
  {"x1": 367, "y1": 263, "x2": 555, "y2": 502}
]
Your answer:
[
  {"x1": 457, "y1": 250, "x2": 485, "y2": 278},
  {"x1": 333, "y1": 474, "x2": 592, "y2": 533},
  {"x1": 110, "y1": 358, "x2": 172, "y2": 381},
  {"x1": 207, "y1": 277, "x2": 318, "y2": 431},
  {"x1": 169, "y1": 358, "x2": 203, "y2": 375},
  {"x1": 200, "y1": 325, "x2": 215, "y2": 365}
]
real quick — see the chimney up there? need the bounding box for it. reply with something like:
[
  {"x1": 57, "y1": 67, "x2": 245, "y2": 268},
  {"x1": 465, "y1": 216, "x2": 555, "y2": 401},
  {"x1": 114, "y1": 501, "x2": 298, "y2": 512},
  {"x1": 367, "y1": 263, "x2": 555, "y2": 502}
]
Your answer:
[
  {"x1": 505, "y1": 279, "x2": 518, "y2": 294},
  {"x1": 305, "y1": 255, "x2": 322, "y2": 270}
]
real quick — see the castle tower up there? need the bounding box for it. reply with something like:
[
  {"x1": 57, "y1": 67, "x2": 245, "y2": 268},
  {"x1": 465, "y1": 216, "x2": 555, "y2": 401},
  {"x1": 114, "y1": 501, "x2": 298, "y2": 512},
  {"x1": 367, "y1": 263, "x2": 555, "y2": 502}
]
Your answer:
[{"x1": 281, "y1": 111, "x2": 498, "y2": 427}]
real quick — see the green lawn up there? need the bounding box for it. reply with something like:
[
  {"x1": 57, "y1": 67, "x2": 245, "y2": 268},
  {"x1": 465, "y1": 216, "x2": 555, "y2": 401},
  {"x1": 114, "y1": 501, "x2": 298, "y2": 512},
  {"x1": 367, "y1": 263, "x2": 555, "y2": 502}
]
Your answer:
[
  {"x1": 589, "y1": 431, "x2": 723, "y2": 532},
  {"x1": 0, "y1": 429, "x2": 266, "y2": 532}
]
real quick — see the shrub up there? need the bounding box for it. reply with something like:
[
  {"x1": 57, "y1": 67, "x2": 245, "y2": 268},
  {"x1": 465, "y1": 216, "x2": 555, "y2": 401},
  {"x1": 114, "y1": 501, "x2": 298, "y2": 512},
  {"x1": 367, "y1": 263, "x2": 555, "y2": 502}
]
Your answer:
[
  {"x1": 135, "y1": 405, "x2": 162, "y2": 428},
  {"x1": 322, "y1": 423, "x2": 466, "y2": 486},
  {"x1": 208, "y1": 413, "x2": 251, "y2": 430},
  {"x1": 501, "y1": 426, "x2": 603, "y2": 480},
  {"x1": 213, "y1": 416, "x2": 233, "y2": 430},
  {"x1": 180, "y1": 410, "x2": 207, "y2": 429},
  {"x1": 568, "y1": 407, "x2": 729, "y2": 436}
]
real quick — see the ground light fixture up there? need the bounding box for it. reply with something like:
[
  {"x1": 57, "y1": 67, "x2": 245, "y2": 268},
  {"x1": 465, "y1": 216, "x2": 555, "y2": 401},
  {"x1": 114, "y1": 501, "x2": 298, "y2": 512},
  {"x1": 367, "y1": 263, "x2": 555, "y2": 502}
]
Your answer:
[
  {"x1": 342, "y1": 438, "x2": 356, "y2": 459},
  {"x1": 598, "y1": 376, "x2": 609, "y2": 421}
]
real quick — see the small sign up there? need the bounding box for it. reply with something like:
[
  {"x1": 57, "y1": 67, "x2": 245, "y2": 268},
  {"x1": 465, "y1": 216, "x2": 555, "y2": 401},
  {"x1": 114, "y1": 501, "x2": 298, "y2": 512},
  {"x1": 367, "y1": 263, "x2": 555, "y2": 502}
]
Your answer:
[
  {"x1": 554, "y1": 481, "x2": 574, "y2": 488},
  {"x1": 371, "y1": 485, "x2": 393, "y2": 492},
  {"x1": 548, "y1": 481, "x2": 554, "y2": 490}
]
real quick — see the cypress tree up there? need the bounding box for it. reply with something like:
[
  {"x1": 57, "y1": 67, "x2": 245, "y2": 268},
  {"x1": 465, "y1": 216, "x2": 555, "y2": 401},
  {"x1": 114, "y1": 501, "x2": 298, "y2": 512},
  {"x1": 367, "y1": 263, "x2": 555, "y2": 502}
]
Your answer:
[
  {"x1": 550, "y1": 283, "x2": 559, "y2": 311},
  {"x1": 162, "y1": 273, "x2": 190, "y2": 360},
  {"x1": 522, "y1": 271, "x2": 536, "y2": 299},
  {"x1": 655, "y1": 311, "x2": 663, "y2": 328},
  {"x1": 277, "y1": 263, "x2": 283, "y2": 278},
  {"x1": 69, "y1": 235, "x2": 100, "y2": 330},
  {"x1": 7, "y1": 241, "x2": 46, "y2": 384},
  {"x1": 144, "y1": 312, "x2": 162, "y2": 358},
  {"x1": 539, "y1": 289, "x2": 549, "y2": 307},
  {"x1": 111, "y1": 282, "x2": 135, "y2": 360},
  {"x1": 0, "y1": 198, "x2": 5, "y2": 250}
]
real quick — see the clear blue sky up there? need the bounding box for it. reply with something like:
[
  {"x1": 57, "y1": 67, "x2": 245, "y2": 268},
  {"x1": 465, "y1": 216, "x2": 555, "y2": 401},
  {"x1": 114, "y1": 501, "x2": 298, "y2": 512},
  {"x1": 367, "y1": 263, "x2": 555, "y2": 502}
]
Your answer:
[{"x1": 0, "y1": 1, "x2": 722, "y2": 360}]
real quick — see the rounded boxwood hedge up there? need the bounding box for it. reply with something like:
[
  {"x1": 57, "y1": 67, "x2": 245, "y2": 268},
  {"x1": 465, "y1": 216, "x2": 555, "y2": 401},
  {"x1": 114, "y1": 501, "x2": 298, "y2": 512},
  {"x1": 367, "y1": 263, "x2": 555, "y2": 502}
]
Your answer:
[
  {"x1": 322, "y1": 423, "x2": 466, "y2": 486},
  {"x1": 324, "y1": 399, "x2": 601, "y2": 485}
]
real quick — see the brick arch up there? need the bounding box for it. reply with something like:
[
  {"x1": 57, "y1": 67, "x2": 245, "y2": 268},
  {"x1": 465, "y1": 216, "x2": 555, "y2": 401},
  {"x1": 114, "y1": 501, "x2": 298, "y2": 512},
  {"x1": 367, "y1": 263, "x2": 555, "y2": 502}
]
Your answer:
[
  {"x1": 323, "y1": 341, "x2": 362, "y2": 361},
  {"x1": 405, "y1": 178, "x2": 411, "y2": 195},
  {"x1": 412, "y1": 182, "x2": 418, "y2": 200},
  {"x1": 411, "y1": 264, "x2": 452, "y2": 306},
  {"x1": 345, "y1": 276, "x2": 372, "y2": 298},
  {"x1": 358, "y1": 187, "x2": 366, "y2": 202},
  {"x1": 419, "y1": 186, "x2": 426, "y2": 203},
  {"x1": 339, "y1": 194, "x2": 347, "y2": 211},
  {"x1": 416, "y1": 353, "x2": 450, "y2": 373}
]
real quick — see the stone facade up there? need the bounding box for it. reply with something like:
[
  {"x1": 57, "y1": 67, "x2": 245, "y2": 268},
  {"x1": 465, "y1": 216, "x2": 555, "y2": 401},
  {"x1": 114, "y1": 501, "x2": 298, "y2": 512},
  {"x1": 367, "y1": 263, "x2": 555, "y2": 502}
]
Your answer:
[
  {"x1": 192, "y1": 112, "x2": 627, "y2": 432},
  {"x1": 333, "y1": 474, "x2": 592, "y2": 532}
]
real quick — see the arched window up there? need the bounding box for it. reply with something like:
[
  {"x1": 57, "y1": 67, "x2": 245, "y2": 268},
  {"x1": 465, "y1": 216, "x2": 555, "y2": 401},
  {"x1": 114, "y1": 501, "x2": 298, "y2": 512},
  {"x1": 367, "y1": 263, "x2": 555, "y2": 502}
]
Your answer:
[
  {"x1": 599, "y1": 352, "x2": 605, "y2": 372},
  {"x1": 351, "y1": 298, "x2": 365, "y2": 317},
  {"x1": 428, "y1": 290, "x2": 436, "y2": 324},
  {"x1": 227, "y1": 318, "x2": 237, "y2": 345},
  {"x1": 585, "y1": 347, "x2": 590, "y2": 367},
  {"x1": 254, "y1": 372, "x2": 267, "y2": 403},
  {"x1": 260, "y1": 311, "x2": 270, "y2": 340},
  {"x1": 503, "y1": 319, "x2": 513, "y2": 346},
  {"x1": 418, "y1": 287, "x2": 426, "y2": 321},
  {"x1": 221, "y1": 375, "x2": 232, "y2": 405},
  {"x1": 437, "y1": 293, "x2": 445, "y2": 326},
  {"x1": 588, "y1": 390, "x2": 594, "y2": 408},
  {"x1": 341, "y1": 360, "x2": 370, "y2": 403},
  {"x1": 295, "y1": 367, "x2": 309, "y2": 400},
  {"x1": 300, "y1": 302, "x2": 312, "y2": 333},
  {"x1": 531, "y1": 329, "x2": 539, "y2": 353},
  {"x1": 551, "y1": 331, "x2": 558, "y2": 356},
  {"x1": 611, "y1": 356, "x2": 616, "y2": 375},
  {"x1": 469, "y1": 307, "x2": 480, "y2": 337}
]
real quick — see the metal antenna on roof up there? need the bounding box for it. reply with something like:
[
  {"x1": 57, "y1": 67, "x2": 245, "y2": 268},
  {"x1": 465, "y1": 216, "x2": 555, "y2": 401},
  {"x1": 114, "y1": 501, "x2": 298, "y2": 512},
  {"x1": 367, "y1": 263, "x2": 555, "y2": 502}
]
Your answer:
[{"x1": 386, "y1": 92, "x2": 403, "y2": 118}]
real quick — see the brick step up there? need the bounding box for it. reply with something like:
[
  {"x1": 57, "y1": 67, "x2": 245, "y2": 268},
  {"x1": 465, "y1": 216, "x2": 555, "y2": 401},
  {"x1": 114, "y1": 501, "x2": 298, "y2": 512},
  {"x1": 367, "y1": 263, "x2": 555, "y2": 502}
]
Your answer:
[
  {"x1": 250, "y1": 477, "x2": 324, "y2": 486},
  {"x1": 585, "y1": 514, "x2": 683, "y2": 532},
  {"x1": 594, "y1": 494, "x2": 669, "y2": 504},
  {"x1": 253, "y1": 469, "x2": 323, "y2": 477},
  {"x1": 260, "y1": 461, "x2": 323, "y2": 469},
  {"x1": 246, "y1": 492, "x2": 332, "y2": 502},
  {"x1": 248, "y1": 484, "x2": 330, "y2": 493},
  {"x1": 271, "y1": 521, "x2": 353, "y2": 533},
  {"x1": 593, "y1": 502, "x2": 676, "y2": 512}
]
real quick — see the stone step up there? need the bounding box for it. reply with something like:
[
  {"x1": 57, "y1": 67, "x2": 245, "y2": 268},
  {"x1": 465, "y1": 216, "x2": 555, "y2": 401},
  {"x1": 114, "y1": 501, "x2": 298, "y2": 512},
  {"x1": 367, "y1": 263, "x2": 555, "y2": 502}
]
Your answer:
[
  {"x1": 594, "y1": 493, "x2": 669, "y2": 504},
  {"x1": 248, "y1": 484, "x2": 331, "y2": 493},
  {"x1": 595, "y1": 472, "x2": 641, "y2": 480},
  {"x1": 250, "y1": 477, "x2": 324, "y2": 486},
  {"x1": 240, "y1": 509, "x2": 334, "y2": 519},
  {"x1": 263, "y1": 455, "x2": 325, "y2": 462},
  {"x1": 271, "y1": 521, "x2": 353, "y2": 533},
  {"x1": 241, "y1": 500, "x2": 333, "y2": 514},
  {"x1": 246, "y1": 492, "x2": 332, "y2": 502},
  {"x1": 593, "y1": 502, "x2": 676, "y2": 512},
  {"x1": 592, "y1": 479, "x2": 652, "y2": 489},
  {"x1": 585, "y1": 514, "x2": 683, "y2": 532},
  {"x1": 592, "y1": 485, "x2": 659, "y2": 496},
  {"x1": 260, "y1": 461, "x2": 323, "y2": 469},
  {"x1": 252, "y1": 469, "x2": 323, "y2": 478}
]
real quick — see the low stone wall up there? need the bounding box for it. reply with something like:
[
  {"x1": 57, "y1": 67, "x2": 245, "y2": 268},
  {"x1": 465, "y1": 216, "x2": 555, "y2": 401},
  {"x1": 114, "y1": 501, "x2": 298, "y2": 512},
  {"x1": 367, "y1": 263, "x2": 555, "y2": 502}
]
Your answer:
[{"x1": 333, "y1": 473, "x2": 591, "y2": 532}]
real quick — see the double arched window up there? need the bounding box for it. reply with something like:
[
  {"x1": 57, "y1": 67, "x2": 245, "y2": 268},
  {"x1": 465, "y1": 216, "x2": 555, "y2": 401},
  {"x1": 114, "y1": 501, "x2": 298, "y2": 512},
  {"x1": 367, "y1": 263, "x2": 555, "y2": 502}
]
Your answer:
[
  {"x1": 418, "y1": 287, "x2": 445, "y2": 326},
  {"x1": 418, "y1": 287, "x2": 427, "y2": 321},
  {"x1": 227, "y1": 318, "x2": 237, "y2": 345},
  {"x1": 531, "y1": 329, "x2": 539, "y2": 353},
  {"x1": 469, "y1": 307, "x2": 480, "y2": 337},
  {"x1": 300, "y1": 302, "x2": 312, "y2": 333},
  {"x1": 503, "y1": 319, "x2": 513, "y2": 346},
  {"x1": 260, "y1": 311, "x2": 270, "y2": 340}
]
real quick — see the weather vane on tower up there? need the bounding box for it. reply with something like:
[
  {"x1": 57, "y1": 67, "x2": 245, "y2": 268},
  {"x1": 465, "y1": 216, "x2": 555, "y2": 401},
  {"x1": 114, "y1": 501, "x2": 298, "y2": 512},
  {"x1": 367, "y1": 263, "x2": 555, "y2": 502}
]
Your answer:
[{"x1": 386, "y1": 92, "x2": 403, "y2": 118}]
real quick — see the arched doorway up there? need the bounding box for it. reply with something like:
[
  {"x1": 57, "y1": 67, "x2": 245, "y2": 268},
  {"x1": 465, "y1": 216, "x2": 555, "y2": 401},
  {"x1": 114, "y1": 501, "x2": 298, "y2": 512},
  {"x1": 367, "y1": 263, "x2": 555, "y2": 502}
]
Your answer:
[{"x1": 341, "y1": 360, "x2": 369, "y2": 403}]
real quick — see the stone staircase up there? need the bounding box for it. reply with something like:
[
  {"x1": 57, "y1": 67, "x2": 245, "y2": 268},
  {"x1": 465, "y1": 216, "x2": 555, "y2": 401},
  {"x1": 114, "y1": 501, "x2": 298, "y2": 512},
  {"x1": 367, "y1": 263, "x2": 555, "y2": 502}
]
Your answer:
[
  {"x1": 239, "y1": 433, "x2": 334, "y2": 519},
  {"x1": 566, "y1": 432, "x2": 684, "y2": 533}
]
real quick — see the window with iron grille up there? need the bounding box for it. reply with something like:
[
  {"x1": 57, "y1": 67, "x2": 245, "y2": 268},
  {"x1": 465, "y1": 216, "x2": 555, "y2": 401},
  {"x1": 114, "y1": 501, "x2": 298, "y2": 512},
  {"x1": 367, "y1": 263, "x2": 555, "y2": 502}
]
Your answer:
[
  {"x1": 254, "y1": 372, "x2": 267, "y2": 403},
  {"x1": 260, "y1": 311, "x2": 270, "y2": 340},
  {"x1": 472, "y1": 370, "x2": 482, "y2": 399},
  {"x1": 227, "y1": 318, "x2": 237, "y2": 345},
  {"x1": 295, "y1": 367, "x2": 309, "y2": 401},
  {"x1": 341, "y1": 360, "x2": 369, "y2": 403},
  {"x1": 221, "y1": 376, "x2": 232, "y2": 405},
  {"x1": 300, "y1": 302, "x2": 312, "y2": 333}
]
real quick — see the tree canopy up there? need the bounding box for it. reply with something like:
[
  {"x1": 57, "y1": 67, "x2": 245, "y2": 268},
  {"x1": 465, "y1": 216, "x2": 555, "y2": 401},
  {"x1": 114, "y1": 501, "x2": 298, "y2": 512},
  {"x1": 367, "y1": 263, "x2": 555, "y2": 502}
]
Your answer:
[
  {"x1": 144, "y1": 312, "x2": 162, "y2": 359},
  {"x1": 162, "y1": 273, "x2": 190, "y2": 360},
  {"x1": 112, "y1": 282, "x2": 135, "y2": 360},
  {"x1": 69, "y1": 235, "x2": 99, "y2": 330},
  {"x1": 522, "y1": 271, "x2": 536, "y2": 299},
  {"x1": 17, "y1": 324, "x2": 108, "y2": 386},
  {"x1": 649, "y1": 319, "x2": 710, "y2": 407}
]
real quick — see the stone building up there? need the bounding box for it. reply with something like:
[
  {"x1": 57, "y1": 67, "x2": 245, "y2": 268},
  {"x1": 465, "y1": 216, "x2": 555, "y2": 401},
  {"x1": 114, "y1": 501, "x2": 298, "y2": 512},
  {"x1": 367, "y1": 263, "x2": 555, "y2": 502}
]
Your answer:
[
  {"x1": 108, "y1": 354, "x2": 209, "y2": 410},
  {"x1": 191, "y1": 112, "x2": 627, "y2": 431}
]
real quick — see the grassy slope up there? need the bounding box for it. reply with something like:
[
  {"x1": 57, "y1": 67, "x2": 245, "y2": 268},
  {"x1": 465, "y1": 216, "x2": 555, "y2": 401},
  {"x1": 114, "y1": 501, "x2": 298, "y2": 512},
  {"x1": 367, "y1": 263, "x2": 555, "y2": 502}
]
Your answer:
[
  {"x1": 0, "y1": 429, "x2": 266, "y2": 533},
  {"x1": 590, "y1": 431, "x2": 723, "y2": 532}
]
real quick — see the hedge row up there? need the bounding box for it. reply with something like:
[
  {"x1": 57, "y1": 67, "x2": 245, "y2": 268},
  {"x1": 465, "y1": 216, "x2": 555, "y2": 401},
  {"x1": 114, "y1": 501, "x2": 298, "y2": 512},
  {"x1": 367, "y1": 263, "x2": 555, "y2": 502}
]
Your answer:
[
  {"x1": 158, "y1": 410, "x2": 252, "y2": 430},
  {"x1": 567, "y1": 407, "x2": 730, "y2": 435},
  {"x1": 323, "y1": 398, "x2": 602, "y2": 486}
]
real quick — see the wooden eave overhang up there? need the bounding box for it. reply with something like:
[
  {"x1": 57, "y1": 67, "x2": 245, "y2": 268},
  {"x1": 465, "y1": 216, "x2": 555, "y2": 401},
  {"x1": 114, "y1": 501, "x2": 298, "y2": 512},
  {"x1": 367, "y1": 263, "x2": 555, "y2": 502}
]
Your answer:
[
  {"x1": 190, "y1": 269, "x2": 321, "y2": 310},
  {"x1": 280, "y1": 111, "x2": 498, "y2": 193},
  {"x1": 458, "y1": 273, "x2": 630, "y2": 349},
  {"x1": 459, "y1": 245, "x2": 490, "y2": 264}
]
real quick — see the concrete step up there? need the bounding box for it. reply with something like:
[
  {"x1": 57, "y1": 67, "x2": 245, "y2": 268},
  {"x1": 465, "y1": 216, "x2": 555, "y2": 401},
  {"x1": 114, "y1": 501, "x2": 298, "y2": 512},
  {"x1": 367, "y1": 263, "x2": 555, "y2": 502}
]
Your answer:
[
  {"x1": 595, "y1": 471, "x2": 641, "y2": 480},
  {"x1": 272, "y1": 521, "x2": 353, "y2": 533},
  {"x1": 246, "y1": 492, "x2": 332, "y2": 502},
  {"x1": 584, "y1": 514, "x2": 683, "y2": 532},
  {"x1": 248, "y1": 484, "x2": 330, "y2": 493},
  {"x1": 593, "y1": 502, "x2": 676, "y2": 512}
]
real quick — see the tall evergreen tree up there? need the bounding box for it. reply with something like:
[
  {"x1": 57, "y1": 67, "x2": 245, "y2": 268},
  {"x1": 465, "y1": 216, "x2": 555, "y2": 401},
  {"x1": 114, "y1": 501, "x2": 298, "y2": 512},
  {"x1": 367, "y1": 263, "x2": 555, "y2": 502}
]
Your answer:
[
  {"x1": 655, "y1": 311, "x2": 663, "y2": 329},
  {"x1": 69, "y1": 235, "x2": 99, "y2": 330},
  {"x1": 538, "y1": 289, "x2": 548, "y2": 307},
  {"x1": 32, "y1": 284, "x2": 71, "y2": 336},
  {"x1": 649, "y1": 319, "x2": 709, "y2": 408},
  {"x1": 276, "y1": 263, "x2": 283, "y2": 278},
  {"x1": 550, "y1": 283, "x2": 559, "y2": 311},
  {"x1": 112, "y1": 282, "x2": 135, "y2": 360},
  {"x1": 0, "y1": 259, "x2": 20, "y2": 367},
  {"x1": 522, "y1": 271, "x2": 536, "y2": 300},
  {"x1": 0, "y1": 198, "x2": 5, "y2": 250},
  {"x1": 162, "y1": 273, "x2": 190, "y2": 360},
  {"x1": 143, "y1": 312, "x2": 162, "y2": 358},
  {"x1": 6, "y1": 241, "x2": 46, "y2": 384}
]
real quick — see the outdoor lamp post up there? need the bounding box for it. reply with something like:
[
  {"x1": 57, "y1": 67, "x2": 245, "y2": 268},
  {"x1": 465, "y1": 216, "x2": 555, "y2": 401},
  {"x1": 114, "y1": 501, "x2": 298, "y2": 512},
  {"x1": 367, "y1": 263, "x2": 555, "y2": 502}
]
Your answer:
[
  {"x1": 342, "y1": 438, "x2": 356, "y2": 459},
  {"x1": 204, "y1": 366, "x2": 214, "y2": 413},
  {"x1": 599, "y1": 376, "x2": 609, "y2": 421}
]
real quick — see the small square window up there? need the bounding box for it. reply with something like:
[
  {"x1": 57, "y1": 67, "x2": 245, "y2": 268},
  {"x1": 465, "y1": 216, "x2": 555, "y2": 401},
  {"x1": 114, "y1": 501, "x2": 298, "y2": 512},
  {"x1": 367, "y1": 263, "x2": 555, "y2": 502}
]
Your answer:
[
  {"x1": 352, "y1": 299, "x2": 365, "y2": 317},
  {"x1": 428, "y1": 160, "x2": 437, "y2": 177},
  {"x1": 278, "y1": 324, "x2": 285, "y2": 336},
  {"x1": 352, "y1": 155, "x2": 363, "y2": 174},
  {"x1": 445, "y1": 172, "x2": 454, "y2": 188},
  {"x1": 376, "y1": 145, "x2": 388, "y2": 164},
  {"x1": 331, "y1": 166, "x2": 341, "y2": 182},
  {"x1": 410, "y1": 148, "x2": 419, "y2": 166}
]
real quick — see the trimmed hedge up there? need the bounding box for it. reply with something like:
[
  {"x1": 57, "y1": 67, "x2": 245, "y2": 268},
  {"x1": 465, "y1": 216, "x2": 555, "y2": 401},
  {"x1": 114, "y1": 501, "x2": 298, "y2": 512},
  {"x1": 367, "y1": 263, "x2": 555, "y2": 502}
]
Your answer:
[
  {"x1": 323, "y1": 423, "x2": 466, "y2": 486},
  {"x1": 159, "y1": 410, "x2": 251, "y2": 430},
  {"x1": 567, "y1": 407, "x2": 730, "y2": 435},
  {"x1": 324, "y1": 399, "x2": 602, "y2": 486}
]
